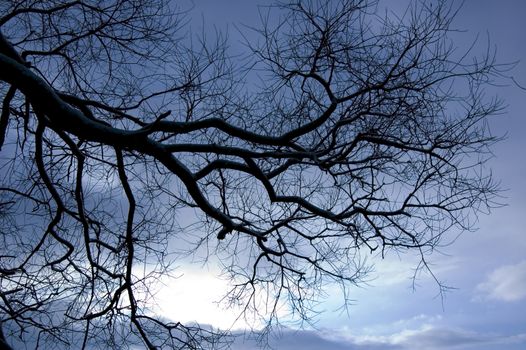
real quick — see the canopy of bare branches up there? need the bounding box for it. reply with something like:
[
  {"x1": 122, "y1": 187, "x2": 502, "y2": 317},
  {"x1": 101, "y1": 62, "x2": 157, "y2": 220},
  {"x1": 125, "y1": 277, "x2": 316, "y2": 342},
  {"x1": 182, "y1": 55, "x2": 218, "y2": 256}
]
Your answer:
[{"x1": 0, "y1": 0, "x2": 502, "y2": 349}]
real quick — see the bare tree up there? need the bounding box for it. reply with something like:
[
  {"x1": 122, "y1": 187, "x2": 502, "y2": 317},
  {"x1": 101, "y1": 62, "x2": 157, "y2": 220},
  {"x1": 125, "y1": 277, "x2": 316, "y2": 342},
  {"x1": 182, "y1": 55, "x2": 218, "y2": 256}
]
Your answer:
[{"x1": 0, "y1": 0, "x2": 503, "y2": 349}]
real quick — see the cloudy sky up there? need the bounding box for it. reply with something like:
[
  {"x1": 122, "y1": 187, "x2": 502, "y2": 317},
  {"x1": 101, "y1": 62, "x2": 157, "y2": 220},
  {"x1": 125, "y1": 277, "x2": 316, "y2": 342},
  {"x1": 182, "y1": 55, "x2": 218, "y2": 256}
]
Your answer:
[{"x1": 147, "y1": 1, "x2": 526, "y2": 349}]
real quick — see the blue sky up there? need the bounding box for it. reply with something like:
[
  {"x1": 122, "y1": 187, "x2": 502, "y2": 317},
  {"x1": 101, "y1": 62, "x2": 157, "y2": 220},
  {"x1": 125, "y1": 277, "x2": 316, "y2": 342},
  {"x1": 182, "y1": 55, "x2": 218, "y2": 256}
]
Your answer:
[{"x1": 149, "y1": 1, "x2": 526, "y2": 349}]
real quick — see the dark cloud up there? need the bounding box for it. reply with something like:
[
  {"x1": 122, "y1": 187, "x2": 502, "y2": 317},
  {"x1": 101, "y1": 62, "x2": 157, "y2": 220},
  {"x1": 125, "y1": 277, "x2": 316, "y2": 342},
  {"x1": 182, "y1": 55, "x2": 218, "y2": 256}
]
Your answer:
[
  {"x1": 4, "y1": 320, "x2": 526, "y2": 350},
  {"x1": 230, "y1": 326, "x2": 526, "y2": 350},
  {"x1": 231, "y1": 328, "x2": 400, "y2": 350}
]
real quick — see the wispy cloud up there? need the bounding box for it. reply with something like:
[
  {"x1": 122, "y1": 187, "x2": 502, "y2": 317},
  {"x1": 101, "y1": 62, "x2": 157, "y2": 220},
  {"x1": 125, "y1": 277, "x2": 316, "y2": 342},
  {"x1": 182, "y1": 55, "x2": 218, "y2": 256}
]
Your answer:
[{"x1": 474, "y1": 260, "x2": 526, "y2": 302}]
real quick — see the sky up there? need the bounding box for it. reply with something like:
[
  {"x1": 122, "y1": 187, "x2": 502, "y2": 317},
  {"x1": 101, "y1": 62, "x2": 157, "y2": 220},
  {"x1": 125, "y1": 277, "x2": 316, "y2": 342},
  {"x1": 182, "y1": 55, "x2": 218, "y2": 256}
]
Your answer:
[
  {"x1": 1, "y1": 2, "x2": 524, "y2": 350},
  {"x1": 144, "y1": 1, "x2": 526, "y2": 350}
]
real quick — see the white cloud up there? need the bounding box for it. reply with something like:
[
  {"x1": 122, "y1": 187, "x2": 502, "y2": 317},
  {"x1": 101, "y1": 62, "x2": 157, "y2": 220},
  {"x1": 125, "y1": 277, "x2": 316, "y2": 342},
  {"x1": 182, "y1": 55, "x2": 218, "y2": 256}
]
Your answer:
[
  {"x1": 475, "y1": 260, "x2": 526, "y2": 302},
  {"x1": 151, "y1": 268, "x2": 246, "y2": 329},
  {"x1": 364, "y1": 326, "x2": 488, "y2": 349},
  {"x1": 356, "y1": 314, "x2": 443, "y2": 337},
  {"x1": 369, "y1": 325, "x2": 525, "y2": 349},
  {"x1": 150, "y1": 266, "x2": 291, "y2": 331}
]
